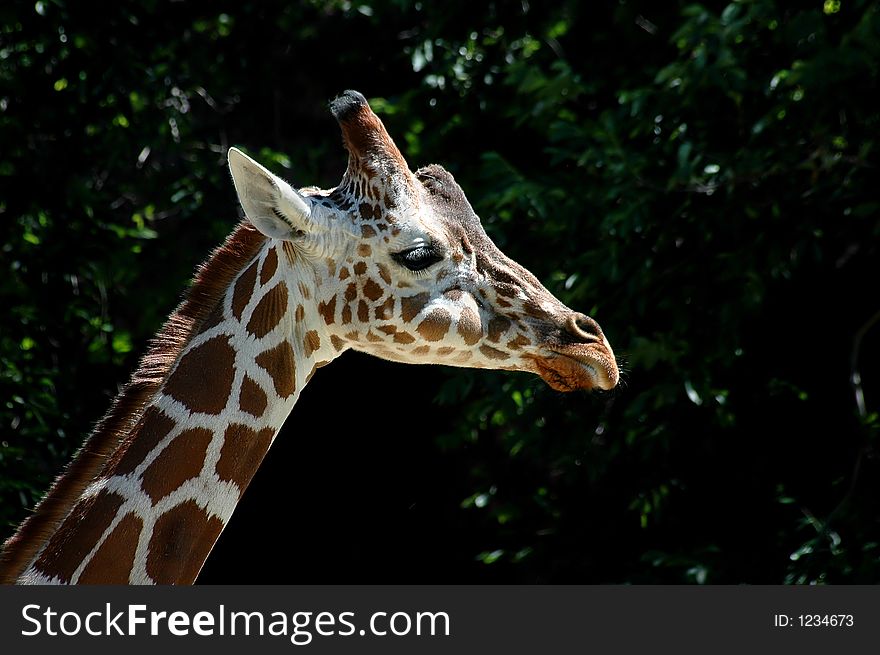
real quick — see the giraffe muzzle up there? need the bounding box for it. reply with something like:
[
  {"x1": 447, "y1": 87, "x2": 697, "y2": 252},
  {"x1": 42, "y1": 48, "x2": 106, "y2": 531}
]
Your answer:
[
  {"x1": 525, "y1": 312, "x2": 619, "y2": 392},
  {"x1": 531, "y1": 345, "x2": 619, "y2": 392}
]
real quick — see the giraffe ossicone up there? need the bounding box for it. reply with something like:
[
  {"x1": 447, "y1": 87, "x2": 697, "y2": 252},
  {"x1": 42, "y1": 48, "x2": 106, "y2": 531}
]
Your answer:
[{"x1": 0, "y1": 90, "x2": 618, "y2": 585}]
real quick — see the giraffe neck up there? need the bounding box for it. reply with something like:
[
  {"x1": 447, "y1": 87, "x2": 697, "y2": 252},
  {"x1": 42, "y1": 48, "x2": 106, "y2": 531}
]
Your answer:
[{"x1": 14, "y1": 232, "x2": 339, "y2": 584}]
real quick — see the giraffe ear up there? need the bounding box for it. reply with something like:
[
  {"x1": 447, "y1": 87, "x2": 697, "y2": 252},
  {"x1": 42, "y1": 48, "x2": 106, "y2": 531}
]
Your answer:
[{"x1": 227, "y1": 147, "x2": 314, "y2": 240}]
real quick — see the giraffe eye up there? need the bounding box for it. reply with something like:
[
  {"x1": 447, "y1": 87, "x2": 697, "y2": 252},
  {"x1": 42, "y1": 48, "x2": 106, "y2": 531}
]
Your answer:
[{"x1": 392, "y1": 245, "x2": 443, "y2": 272}]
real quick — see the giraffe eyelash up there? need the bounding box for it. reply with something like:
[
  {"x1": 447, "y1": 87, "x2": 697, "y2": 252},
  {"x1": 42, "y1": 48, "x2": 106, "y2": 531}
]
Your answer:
[{"x1": 391, "y1": 244, "x2": 444, "y2": 273}]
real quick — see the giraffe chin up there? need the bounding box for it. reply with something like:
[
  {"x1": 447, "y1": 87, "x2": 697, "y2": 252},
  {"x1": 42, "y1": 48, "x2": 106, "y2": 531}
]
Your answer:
[{"x1": 528, "y1": 349, "x2": 618, "y2": 392}]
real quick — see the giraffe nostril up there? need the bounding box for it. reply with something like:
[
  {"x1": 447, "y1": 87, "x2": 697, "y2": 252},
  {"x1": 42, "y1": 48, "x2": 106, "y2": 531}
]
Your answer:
[{"x1": 567, "y1": 313, "x2": 602, "y2": 343}]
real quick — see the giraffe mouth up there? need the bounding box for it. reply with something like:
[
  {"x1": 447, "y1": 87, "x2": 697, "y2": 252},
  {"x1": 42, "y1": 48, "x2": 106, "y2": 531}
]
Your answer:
[{"x1": 527, "y1": 346, "x2": 619, "y2": 392}]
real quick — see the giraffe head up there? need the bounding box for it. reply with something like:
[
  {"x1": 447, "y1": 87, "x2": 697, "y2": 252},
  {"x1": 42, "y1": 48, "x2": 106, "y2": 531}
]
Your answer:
[{"x1": 229, "y1": 90, "x2": 618, "y2": 392}]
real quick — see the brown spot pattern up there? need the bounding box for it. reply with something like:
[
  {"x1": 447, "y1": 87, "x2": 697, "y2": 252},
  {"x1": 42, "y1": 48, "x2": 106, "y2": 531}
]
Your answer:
[
  {"x1": 363, "y1": 278, "x2": 383, "y2": 302},
  {"x1": 164, "y1": 336, "x2": 235, "y2": 415},
  {"x1": 295, "y1": 304, "x2": 305, "y2": 322},
  {"x1": 239, "y1": 375, "x2": 268, "y2": 418},
  {"x1": 507, "y1": 334, "x2": 531, "y2": 350},
  {"x1": 361, "y1": 224, "x2": 376, "y2": 238},
  {"x1": 146, "y1": 500, "x2": 224, "y2": 584},
  {"x1": 255, "y1": 341, "x2": 296, "y2": 398},
  {"x1": 114, "y1": 407, "x2": 175, "y2": 476},
  {"x1": 377, "y1": 325, "x2": 397, "y2": 335},
  {"x1": 353, "y1": 261, "x2": 367, "y2": 276},
  {"x1": 357, "y1": 244, "x2": 372, "y2": 257},
  {"x1": 330, "y1": 334, "x2": 347, "y2": 351},
  {"x1": 141, "y1": 427, "x2": 213, "y2": 504},
  {"x1": 260, "y1": 248, "x2": 278, "y2": 285},
  {"x1": 377, "y1": 263, "x2": 392, "y2": 285},
  {"x1": 522, "y1": 300, "x2": 544, "y2": 318},
  {"x1": 374, "y1": 296, "x2": 395, "y2": 320},
  {"x1": 318, "y1": 295, "x2": 337, "y2": 325},
  {"x1": 401, "y1": 293, "x2": 430, "y2": 323},
  {"x1": 412, "y1": 345, "x2": 430, "y2": 355},
  {"x1": 457, "y1": 307, "x2": 483, "y2": 345},
  {"x1": 480, "y1": 344, "x2": 510, "y2": 360},
  {"x1": 232, "y1": 260, "x2": 259, "y2": 320},
  {"x1": 215, "y1": 424, "x2": 274, "y2": 489},
  {"x1": 0, "y1": 222, "x2": 267, "y2": 587},
  {"x1": 34, "y1": 491, "x2": 124, "y2": 583},
  {"x1": 417, "y1": 308, "x2": 452, "y2": 342},
  {"x1": 78, "y1": 512, "x2": 143, "y2": 584},
  {"x1": 488, "y1": 316, "x2": 512, "y2": 343},
  {"x1": 246, "y1": 282, "x2": 289, "y2": 338},
  {"x1": 342, "y1": 304, "x2": 353, "y2": 324},
  {"x1": 339, "y1": 267, "x2": 350, "y2": 280},
  {"x1": 393, "y1": 331, "x2": 415, "y2": 344},
  {"x1": 357, "y1": 300, "x2": 369, "y2": 322},
  {"x1": 304, "y1": 330, "x2": 321, "y2": 357}
]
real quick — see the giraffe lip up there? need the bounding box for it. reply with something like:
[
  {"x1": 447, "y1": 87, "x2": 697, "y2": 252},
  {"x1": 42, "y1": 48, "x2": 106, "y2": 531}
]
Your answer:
[{"x1": 531, "y1": 346, "x2": 619, "y2": 392}]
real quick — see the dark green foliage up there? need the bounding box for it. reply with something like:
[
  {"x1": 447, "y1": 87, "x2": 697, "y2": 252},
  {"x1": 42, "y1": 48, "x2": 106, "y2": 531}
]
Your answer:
[{"x1": 1, "y1": 0, "x2": 878, "y2": 583}]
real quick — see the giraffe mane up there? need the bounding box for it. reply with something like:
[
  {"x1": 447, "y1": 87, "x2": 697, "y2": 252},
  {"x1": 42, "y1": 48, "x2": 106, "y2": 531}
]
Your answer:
[{"x1": 0, "y1": 220, "x2": 267, "y2": 584}]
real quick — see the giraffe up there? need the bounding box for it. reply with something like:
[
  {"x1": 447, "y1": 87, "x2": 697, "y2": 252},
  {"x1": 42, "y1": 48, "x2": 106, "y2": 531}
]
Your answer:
[{"x1": 0, "y1": 90, "x2": 618, "y2": 585}]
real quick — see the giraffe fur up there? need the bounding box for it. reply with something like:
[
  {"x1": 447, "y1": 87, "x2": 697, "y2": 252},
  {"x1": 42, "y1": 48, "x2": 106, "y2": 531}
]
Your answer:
[{"x1": 1, "y1": 90, "x2": 617, "y2": 585}]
